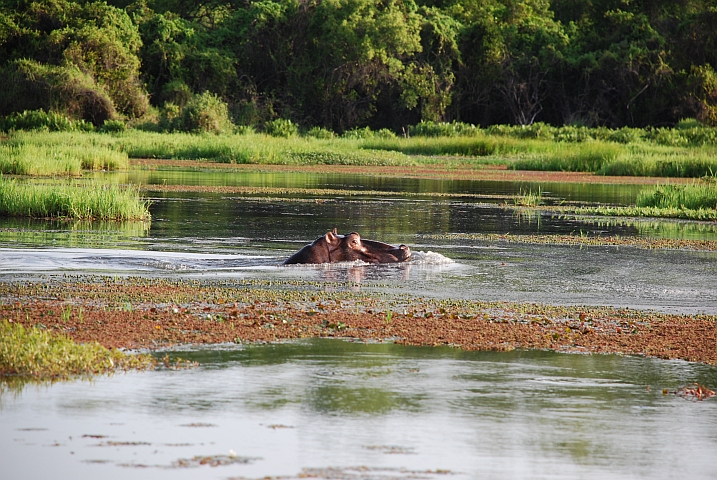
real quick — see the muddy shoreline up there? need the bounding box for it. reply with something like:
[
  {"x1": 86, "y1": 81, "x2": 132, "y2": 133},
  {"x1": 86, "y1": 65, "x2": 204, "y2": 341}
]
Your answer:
[{"x1": 3, "y1": 277, "x2": 715, "y2": 364}]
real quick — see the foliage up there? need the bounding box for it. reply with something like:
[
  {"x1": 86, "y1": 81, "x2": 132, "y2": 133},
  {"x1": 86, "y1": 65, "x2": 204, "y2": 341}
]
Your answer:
[
  {"x1": 0, "y1": 320, "x2": 155, "y2": 378},
  {"x1": 1, "y1": 110, "x2": 93, "y2": 133},
  {"x1": 265, "y1": 118, "x2": 298, "y2": 138},
  {"x1": 99, "y1": 119, "x2": 128, "y2": 133},
  {"x1": 175, "y1": 91, "x2": 233, "y2": 134},
  {"x1": 2, "y1": 0, "x2": 717, "y2": 130},
  {"x1": 0, "y1": 0, "x2": 148, "y2": 123}
]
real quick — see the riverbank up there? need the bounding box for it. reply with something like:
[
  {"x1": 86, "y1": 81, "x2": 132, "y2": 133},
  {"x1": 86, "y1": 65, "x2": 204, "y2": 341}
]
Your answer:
[{"x1": 2, "y1": 277, "x2": 715, "y2": 364}]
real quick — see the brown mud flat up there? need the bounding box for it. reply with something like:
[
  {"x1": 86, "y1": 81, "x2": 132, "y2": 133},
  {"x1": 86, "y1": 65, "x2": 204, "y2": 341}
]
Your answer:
[
  {"x1": 132, "y1": 159, "x2": 690, "y2": 185},
  {"x1": 2, "y1": 278, "x2": 715, "y2": 364}
]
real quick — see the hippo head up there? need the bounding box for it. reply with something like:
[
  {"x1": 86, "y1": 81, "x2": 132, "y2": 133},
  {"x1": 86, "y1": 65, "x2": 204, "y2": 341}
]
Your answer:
[{"x1": 283, "y1": 229, "x2": 412, "y2": 264}]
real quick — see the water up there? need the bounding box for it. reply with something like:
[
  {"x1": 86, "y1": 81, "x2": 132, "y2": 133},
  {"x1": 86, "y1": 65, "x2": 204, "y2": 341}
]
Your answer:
[
  {"x1": 2, "y1": 339, "x2": 715, "y2": 480},
  {"x1": 2, "y1": 187, "x2": 717, "y2": 314}
]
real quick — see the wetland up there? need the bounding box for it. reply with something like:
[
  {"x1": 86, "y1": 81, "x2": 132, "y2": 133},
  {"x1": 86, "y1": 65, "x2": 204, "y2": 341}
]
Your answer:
[{"x1": 2, "y1": 148, "x2": 717, "y2": 479}]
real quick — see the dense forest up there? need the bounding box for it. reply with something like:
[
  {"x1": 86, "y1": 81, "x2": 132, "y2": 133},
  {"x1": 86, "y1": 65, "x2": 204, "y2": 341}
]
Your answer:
[{"x1": 1, "y1": 0, "x2": 716, "y2": 132}]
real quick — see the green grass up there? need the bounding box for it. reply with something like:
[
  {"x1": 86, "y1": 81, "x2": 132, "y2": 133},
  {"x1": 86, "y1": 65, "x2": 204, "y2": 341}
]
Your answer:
[
  {"x1": 360, "y1": 134, "x2": 532, "y2": 157},
  {"x1": 538, "y1": 183, "x2": 717, "y2": 220},
  {"x1": 510, "y1": 141, "x2": 622, "y2": 172},
  {"x1": 5, "y1": 128, "x2": 717, "y2": 178},
  {"x1": 636, "y1": 183, "x2": 717, "y2": 210},
  {"x1": 0, "y1": 134, "x2": 129, "y2": 176},
  {"x1": 0, "y1": 320, "x2": 155, "y2": 378},
  {"x1": 0, "y1": 178, "x2": 151, "y2": 220}
]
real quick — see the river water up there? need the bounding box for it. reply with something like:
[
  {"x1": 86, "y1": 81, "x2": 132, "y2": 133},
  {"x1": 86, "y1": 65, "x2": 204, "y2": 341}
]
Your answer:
[
  {"x1": 2, "y1": 339, "x2": 716, "y2": 480},
  {"x1": 2, "y1": 172, "x2": 717, "y2": 313},
  {"x1": 1, "y1": 170, "x2": 716, "y2": 479}
]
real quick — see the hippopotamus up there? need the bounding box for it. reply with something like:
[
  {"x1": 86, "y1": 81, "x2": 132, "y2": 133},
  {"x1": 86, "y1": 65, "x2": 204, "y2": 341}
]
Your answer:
[{"x1": 283, "y1": 229, "x2": 411, "y2": 265}]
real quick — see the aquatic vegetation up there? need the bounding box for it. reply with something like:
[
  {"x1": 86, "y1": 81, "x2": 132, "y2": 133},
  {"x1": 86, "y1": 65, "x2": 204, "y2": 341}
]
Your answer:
[
  {"x1": 0, "y1": 320, "x2": 155, "y2": 379},
  {"x1": 0, "y1": 178, "x2": 151, "y2": 220},
  {"x1": 421, "y1": 232, "x2": 717, "y2": 251},
  {"x1": 2, "y1": 276, "x2": 716, "y2": 364},
  {"x1": 636, "y1": 183, "x2": 717, "y2": 210},
  {"x1": 513, "y1": 188, "x2": 543, "y2": 207},
  {"x1": 5, "y1": 128, "x2": 717, "y2": 177}
]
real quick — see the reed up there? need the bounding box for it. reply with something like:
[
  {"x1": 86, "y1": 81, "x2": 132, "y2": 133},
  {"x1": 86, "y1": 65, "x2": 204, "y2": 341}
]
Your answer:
[
  {"x1": 0, "y1": 178, "x2": 151, "y2": 220},
  {"x1": 0, "y1": 320, "x2": 155, "y2": 378}
]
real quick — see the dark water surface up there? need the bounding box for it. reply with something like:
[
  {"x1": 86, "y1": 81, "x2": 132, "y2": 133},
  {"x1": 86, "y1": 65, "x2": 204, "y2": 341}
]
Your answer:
[{"x1": 2, "y1": 339, "x2": 716, "y2": 480}]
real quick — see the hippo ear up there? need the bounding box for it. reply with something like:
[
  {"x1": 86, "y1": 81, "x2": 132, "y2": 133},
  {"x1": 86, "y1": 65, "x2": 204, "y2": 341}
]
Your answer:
[
  {"x1": 333, "y1": 227, "x2": 338, "y2": 235},
  {"x1": 325, "y1": 230, "x2": 339, "y2": 246}
]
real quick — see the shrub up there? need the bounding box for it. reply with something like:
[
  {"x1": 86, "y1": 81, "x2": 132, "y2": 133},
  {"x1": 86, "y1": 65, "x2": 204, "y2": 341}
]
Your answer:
[
  {"x1": 176, "y1": 92, "x2": 233, "y2": 134},
  {"x1": 410, "y1": 121, "x2": 478, "y2": 137},
  {"x1": 305, "y1": 126, "x2": 335, "y2": 139},
  {"x1": 265, "y1": 118, "x2": 298, "y2": 137},
  {"x1": 343, "y1": 127, "x2": 376, "y2": 139},
  {"x1": 1, "y1": 110, "x2": 94, "y2": 132},
  {"x1": 676, "y1": 118, "x2": 702, "y2": 129},
  {"x1": 99, "y1": 119, "x2": 127, "y2": 133}
]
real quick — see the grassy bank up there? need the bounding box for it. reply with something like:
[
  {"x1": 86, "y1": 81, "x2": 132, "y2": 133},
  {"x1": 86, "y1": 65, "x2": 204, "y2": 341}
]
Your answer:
[
  {"x1": 0, "y1": 178, "x2": 151, "y2": 220},
  {"x1": 0, "y1": 320, "x2": 155, "y2": 378},
  {"x1": 1, "y1": 133, "x2": 128, "y2": 176},
  {"x1": 510, "y1": 142, "x2": 717, "y2": 177},
  {"x1": 5, "y1": 126, "x2": 717, "y2": 178}
]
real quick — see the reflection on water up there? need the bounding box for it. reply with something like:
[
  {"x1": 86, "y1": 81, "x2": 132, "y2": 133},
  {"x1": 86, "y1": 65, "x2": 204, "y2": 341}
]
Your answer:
[
  {"x1": 2, "y1": 173, "x2": 717, "y2": 314},
  {"x1": 99, "y1": 169, "x2": 646, "y2": 205},
  {"x1": 2, "y1": 339, "x2": 716, "y2": 480}
]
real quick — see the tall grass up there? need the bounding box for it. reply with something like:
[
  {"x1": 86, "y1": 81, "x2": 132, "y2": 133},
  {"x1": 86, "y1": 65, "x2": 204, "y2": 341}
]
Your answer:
[
  {"x1": 598, "y1": 147, "x2": 717, "y2": 177},
  {"x1": 636, "y1": 183, "x2": 717, "y2": 210},
  {"x1": 6, "y1": 128, "x2": 717, "y2": 178},
  {"x1": 511, "y1": 141, "x2": 622, "y2": 172},
  {"x1": 360, "y1": 134, "x2": 533, "y2": 156},
  {"x1": 0, "y1": 178, "x2": 150, "y2": 220},
  {"x1": 117, "y1": 131, "x2": 413, "y2": 165},
  {"x1": 0, "y1": 140, "x2": 128, "y2": 175},
  {"x1": 0, "y1": 320, "x2": 154, "y2": 378}
]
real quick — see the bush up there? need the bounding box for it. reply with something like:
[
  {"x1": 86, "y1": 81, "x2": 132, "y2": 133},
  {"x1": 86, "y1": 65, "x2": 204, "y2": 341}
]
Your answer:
[
  {"x1": 1, "y1": 110, "x2": 94, "y2": 132},
  {"x1": 265, "y1": 118, "x2": 298, "y2": 137},
  {"x1": 343, "y1": 127, "x2": 376, "y2": 139},
  {"x1": 410, "y1": 121, "x2": 478, "y2": 137},
  {"x1": 305, "y1": 126, "x2": 335, "y2": 139},
  {"x1": 99, "y1": 119, "x2": 127, "y2": 133},
  {"x1": 176, "y1": 92, "x2": 233, "y2": 134}
]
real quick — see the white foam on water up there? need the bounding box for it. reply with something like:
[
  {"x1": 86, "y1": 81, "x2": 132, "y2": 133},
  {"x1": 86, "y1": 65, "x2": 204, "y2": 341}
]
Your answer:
[{"x1": 407, "y1": 250, "x2": 455, "y2": 265}]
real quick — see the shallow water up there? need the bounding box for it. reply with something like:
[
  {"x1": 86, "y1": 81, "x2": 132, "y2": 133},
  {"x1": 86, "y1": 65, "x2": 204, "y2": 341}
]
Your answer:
[
  {"x1": 2, "y1": 183, "x2": 717, "y2": 313},
  {"x1": 2, "y1": 339, "x2": 716, "y2": 480}
]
